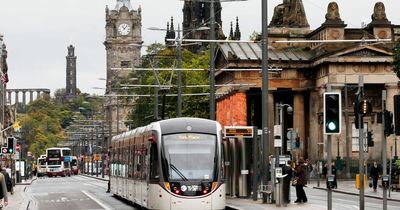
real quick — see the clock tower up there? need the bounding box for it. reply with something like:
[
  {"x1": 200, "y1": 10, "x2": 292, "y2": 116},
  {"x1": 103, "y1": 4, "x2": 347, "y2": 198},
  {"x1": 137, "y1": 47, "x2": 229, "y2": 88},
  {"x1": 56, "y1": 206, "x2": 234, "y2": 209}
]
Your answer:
[
  {"x1": 104, "y1": 0, "x2": 142, "y2": 93},
  {"x1": 104, "y1": 0, "x2": 142, "y2": 133}
]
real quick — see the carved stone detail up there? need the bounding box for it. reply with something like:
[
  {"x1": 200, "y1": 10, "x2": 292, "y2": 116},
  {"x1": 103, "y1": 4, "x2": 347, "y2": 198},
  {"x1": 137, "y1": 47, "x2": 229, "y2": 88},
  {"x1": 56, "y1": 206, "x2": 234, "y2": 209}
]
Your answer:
[
  {"x1": 325, "y1": 2, "x2": 341, "y2": 21},
  {"x1": 372, "y1": 2, "x2": 387, "y2": 21},
  {"x1": 269, "y1": 0, "x2": 309, "y2": 28}
]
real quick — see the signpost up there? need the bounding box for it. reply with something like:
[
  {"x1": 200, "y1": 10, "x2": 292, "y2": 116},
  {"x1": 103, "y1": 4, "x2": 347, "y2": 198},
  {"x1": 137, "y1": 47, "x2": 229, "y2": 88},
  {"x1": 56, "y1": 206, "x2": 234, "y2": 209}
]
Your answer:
[{"x1": 224, "y1": 126, "x2": 254, "y2": 138}]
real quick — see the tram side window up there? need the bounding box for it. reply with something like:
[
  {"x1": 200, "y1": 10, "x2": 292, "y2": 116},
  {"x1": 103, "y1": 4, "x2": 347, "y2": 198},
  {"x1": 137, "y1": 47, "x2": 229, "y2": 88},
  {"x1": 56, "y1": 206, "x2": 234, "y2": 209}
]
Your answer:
[{"x1": 149, "y1": 143, "x2": 159, "y2": 181}]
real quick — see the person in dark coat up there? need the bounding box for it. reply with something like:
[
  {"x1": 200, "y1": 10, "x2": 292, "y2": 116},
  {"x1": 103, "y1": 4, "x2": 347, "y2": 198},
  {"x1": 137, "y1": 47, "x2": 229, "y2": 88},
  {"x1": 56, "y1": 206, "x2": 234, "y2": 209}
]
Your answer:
[
  {"x1": 294, "y1": 157, "x2": 308, "y2": 203},
  {"x1": 369, "y1": 161, "x2": 380, "y2": 192},
  {"x1": 281, "y1": 160, "x2": 293, "y2": 203}
]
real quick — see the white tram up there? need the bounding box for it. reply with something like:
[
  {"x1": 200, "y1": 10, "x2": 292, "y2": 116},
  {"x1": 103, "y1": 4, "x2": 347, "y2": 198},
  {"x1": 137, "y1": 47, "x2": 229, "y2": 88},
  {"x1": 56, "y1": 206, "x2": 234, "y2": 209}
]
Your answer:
[{"x1": 110, "y1": 117, "x2": 226, "y2": 210}]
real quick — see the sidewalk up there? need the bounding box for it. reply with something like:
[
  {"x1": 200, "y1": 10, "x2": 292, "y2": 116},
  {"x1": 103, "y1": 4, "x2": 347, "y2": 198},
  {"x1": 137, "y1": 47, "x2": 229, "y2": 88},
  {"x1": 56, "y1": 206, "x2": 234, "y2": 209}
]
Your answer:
[
  {"x1": 6, "y1": 177, "x2": 37, "y2": 210},
  {"x1": 225, "y1": 179, "x2": 400, "y2": 210},
  {"x1": 80, "y1": 173, "x2": 109, "y2": 182},
  {"x1": 308, "y1": 179, "x2": 400, "y2": 201}
]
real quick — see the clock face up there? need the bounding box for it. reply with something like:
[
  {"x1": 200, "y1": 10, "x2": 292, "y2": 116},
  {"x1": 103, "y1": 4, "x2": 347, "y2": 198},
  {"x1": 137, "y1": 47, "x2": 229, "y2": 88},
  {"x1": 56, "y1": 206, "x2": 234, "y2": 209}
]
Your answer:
[{"x1": 118, "y1": 23, "x2": 130, "y2": 36}]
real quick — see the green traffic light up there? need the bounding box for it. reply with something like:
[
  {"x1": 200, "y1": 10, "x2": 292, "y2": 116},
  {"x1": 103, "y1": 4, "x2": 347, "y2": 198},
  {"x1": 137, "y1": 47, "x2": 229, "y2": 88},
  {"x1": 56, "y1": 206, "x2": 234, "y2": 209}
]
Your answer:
[{"x1": 328, "y1": 122, "x2": 337, "y2": 131}]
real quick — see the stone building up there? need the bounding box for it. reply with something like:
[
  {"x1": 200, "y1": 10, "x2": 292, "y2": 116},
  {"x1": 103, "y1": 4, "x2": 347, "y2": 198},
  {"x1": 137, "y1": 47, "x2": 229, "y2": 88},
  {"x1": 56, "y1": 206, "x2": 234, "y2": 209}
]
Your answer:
[
  {"x1": 182, "y1": 0, "x2": 225, "y2": 52},
  {"x1": 66, "y1": 45, "x2": 77, "y2": 99},
  {"x1": 215, "y1": 0, "x2": 400, "y2": 163},
  {"x1": 104, "y1": 0, "x2": 142, "y2": 134}
]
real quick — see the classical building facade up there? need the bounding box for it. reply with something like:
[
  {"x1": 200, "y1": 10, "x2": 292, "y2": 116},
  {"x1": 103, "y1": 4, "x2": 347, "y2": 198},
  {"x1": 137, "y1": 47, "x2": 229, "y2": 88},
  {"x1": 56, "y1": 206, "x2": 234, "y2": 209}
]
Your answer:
[
  {"x1": 215, "y1": 0, "x2": 400, "y2": 163},
  {"x1": 104, "y1": 0, "x2": 142, "y2": 134}
]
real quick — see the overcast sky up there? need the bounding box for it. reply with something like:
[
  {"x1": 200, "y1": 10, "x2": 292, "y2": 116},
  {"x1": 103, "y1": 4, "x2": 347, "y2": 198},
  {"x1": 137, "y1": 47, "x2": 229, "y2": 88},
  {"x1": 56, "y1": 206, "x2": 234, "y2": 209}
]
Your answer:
[{"x1": 0, "y1": 0, "x2": 398, "y2": 97}]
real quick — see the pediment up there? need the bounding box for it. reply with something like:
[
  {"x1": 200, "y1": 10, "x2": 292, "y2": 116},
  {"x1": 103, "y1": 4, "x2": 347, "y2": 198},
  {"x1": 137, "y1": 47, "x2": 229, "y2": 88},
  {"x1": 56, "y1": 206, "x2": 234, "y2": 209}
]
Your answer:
[{"x1": 334, "y1": 46, "x2": 392, "y2": 58}]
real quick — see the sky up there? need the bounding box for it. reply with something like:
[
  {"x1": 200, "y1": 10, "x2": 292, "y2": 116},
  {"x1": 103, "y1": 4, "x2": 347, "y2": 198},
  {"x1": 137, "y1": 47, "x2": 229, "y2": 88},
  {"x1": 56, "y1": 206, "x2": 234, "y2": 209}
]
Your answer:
[{"x1": 0, "y1": 0, "x2": 398, "y2": 97}]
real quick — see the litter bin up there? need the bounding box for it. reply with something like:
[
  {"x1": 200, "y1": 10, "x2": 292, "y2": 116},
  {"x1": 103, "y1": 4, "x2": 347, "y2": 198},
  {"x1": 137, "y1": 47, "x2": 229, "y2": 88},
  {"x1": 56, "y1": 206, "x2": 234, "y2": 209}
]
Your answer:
[
  {"x1": 275, "y1": 167, "x2": 289, "y2": 207},
  {"x1": 16, "y1": 171, "x2": 21, "y2": 183}
]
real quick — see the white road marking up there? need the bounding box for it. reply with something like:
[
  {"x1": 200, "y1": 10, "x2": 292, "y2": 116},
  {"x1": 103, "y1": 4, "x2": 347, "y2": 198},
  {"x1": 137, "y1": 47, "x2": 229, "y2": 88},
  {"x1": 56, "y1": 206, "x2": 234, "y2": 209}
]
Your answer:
[{"x1": 82, "y1": 190, "x2": 113, "y2": 210}]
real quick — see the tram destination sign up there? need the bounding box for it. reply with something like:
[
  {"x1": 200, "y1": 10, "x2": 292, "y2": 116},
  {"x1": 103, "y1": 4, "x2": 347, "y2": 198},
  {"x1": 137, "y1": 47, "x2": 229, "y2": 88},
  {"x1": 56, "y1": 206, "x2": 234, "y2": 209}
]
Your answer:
[{"x1": 224, "y1": 126, "x2": 254, "y2": 138}]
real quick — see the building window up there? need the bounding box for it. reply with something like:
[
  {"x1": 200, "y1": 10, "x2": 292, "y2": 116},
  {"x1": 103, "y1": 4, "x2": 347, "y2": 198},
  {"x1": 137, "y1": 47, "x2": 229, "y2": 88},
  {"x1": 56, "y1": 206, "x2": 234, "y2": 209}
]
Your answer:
[
  {"x1": 352, "y1": 122, "x2": 368, "y2": 152},
  {"x1": 121, "y1": 61, "x2": 131, "y2": 68}
]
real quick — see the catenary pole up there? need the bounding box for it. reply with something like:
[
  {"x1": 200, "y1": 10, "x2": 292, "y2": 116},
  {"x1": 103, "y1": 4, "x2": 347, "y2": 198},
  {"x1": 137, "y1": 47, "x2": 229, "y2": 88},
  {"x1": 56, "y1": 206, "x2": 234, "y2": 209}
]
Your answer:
[{"x1": 261, "y1": 0, "x2": 270, "y2": 203}]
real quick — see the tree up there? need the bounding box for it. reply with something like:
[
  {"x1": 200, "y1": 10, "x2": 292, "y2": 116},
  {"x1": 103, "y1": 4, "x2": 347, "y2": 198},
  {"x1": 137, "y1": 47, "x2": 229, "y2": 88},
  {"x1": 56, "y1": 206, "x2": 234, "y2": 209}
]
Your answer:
[
  {"x1": 127, "y1": 43, "x2": 210, "y2": 128},
  {"x1": 19, "y1": 98, "x2": 66, "y2": 157},
  {"x1": 393, "y1": 39, "x2": 400, "y2": 79}
]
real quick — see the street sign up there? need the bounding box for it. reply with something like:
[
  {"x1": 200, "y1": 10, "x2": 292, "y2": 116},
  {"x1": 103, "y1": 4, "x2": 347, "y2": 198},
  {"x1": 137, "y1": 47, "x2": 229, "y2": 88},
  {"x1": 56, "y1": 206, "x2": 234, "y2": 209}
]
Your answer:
[
  {"x1": 224, "y1": 126, "x2": 254, "y2": 138},
  {"x1": 16, "y1": 144, "x2": 20, "y2": 152},
  {"x1": 286, "y1": 129, "x2": 297, "y2": 140},
  {"x1": 1, "y1": 147, "x2": 7, "y2": 154}
]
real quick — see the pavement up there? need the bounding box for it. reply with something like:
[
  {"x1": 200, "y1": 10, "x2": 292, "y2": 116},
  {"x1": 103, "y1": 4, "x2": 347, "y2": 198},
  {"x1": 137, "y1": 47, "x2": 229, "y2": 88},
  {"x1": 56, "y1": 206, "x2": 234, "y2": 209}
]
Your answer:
[
  {"x1": 6, "y1": 177, "x2": 37, "y2": 210},
  {"x1": 225, "y1": 179, "x2": 400, "y2": 210}
]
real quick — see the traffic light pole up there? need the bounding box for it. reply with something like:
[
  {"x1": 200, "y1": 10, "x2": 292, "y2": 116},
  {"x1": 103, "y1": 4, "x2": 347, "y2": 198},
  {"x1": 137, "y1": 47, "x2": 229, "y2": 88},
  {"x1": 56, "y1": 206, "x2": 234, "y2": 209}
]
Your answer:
[
  {"x1": 358, "y1": 75, "x2": 365, "y2": 210},
  {"x1": 382, "y1": 90, "x2": 387, "y2": 210},
  {"x1": 326, "y1": 85, "x2": 332, "y2": 210}
]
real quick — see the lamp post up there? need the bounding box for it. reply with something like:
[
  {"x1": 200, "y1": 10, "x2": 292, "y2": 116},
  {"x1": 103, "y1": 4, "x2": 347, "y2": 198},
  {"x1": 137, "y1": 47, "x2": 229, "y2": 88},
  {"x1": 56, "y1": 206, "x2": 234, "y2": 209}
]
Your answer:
[
  {"x1": 261, "y1": 0, "x2": 270, "y2": 203},
  {"x1": 209, "y1": 0, "x2": 216, "y2": 120}
]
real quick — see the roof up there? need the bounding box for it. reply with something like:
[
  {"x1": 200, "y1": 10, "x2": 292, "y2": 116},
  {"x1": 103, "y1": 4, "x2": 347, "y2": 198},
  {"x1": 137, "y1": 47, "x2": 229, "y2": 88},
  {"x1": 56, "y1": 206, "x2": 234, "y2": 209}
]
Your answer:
[{"x1": 218, "y1": 42, "x2": 314, "y2": 62}]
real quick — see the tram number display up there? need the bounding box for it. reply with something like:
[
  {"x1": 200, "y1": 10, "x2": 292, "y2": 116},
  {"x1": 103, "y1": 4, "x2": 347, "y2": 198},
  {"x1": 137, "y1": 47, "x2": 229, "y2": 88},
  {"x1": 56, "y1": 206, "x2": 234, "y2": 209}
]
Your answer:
[{"x1": 224, "y1": 126, "x2": 254, "y2": 138}]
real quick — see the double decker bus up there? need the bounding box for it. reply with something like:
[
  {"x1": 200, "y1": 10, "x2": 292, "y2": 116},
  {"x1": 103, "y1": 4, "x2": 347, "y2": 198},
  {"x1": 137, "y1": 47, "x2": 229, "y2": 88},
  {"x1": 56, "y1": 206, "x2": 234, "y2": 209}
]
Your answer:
[
  {"x1": 71, "y1": 156, "x2": 79, "y2": 175},
  {"x1": 46, "y1": 147, "x2": 72, "y2": 177},
  {"x1": 37, "y1": 155, "x2": 47, "y2": 177},
  {"x1": 110, "y1": 117, "x2": 225, "y2": 210}
]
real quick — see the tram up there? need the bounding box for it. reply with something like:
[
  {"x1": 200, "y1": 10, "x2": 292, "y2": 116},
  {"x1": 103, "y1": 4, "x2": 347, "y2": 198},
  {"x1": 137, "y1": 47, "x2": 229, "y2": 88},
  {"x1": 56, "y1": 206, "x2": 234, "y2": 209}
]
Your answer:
[{"x1": 110, "y1": 117, "x2": 225, "y2": 210}]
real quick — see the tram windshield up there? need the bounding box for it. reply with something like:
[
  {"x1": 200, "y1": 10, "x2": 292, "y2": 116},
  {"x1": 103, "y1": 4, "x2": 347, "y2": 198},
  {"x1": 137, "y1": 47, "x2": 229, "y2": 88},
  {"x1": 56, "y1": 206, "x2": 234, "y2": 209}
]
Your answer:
[{"x1": 163, "y1": 133, "x2": 216, "y2": 181}]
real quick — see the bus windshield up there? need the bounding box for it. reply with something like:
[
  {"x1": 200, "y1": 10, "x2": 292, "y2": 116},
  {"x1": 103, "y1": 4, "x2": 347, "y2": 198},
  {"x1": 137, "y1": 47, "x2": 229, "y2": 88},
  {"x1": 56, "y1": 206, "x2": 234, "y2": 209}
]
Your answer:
[
  {"x1": 47, "y1": 160, "x2": 61, "y2": 166},
  {"x1": 162, "y1": 133, "x2": 216, "y2": 181},
  {"x1": 47, "y1": 150, "x2": 61, "y2": 158},
  {"x1": 38, "y1": 159, "x2": 46, "y2": 166}
]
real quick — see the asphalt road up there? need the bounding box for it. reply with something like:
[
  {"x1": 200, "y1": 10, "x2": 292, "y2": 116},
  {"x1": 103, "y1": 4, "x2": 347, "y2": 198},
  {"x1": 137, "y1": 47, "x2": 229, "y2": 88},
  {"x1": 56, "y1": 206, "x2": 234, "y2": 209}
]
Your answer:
[{"x1": 25, "y1": 175, "x2": 136, "y2": 210}]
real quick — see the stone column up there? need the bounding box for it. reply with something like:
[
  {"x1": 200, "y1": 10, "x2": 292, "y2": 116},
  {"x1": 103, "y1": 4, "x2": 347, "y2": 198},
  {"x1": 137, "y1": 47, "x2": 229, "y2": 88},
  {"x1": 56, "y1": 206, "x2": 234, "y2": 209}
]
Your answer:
[
  {"x1": 386, "y1": 84, "x2": 399, "y2": 159},
  {"x1": 268, "y1": 92, "x2": 275, "y2": 153},
  {"x1": 7, "y1": 91, "x2": 11, "y2": 105},
  {"x1": 22, "y1": 91, "x2": 26, "y2": 105},
  {"x1": 309, "y1": 89, "x2": 321, "y2": 161},
  {"x1": 14, "y1": 91, "x2": 19, "y2": 105},
  {"x1": 293, "y1": 91, "x2": 306, "y2": 157},
  {"x1": 30, "y1": 91, "x2": 33, "y2": 103}
]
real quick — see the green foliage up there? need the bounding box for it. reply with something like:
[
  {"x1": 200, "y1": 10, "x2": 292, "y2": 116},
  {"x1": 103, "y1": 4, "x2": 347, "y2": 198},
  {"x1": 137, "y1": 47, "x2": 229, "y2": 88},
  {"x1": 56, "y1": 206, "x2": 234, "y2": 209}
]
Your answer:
[
  {"x1": 127, "y1": 43, "x2": 210, "y2": 128},
  {"x1": 20, "y1": 98, "x2": 66, "y2": 157},
  {"x1": 393, "y1": 40, "x2": 400, "y2": 79}
]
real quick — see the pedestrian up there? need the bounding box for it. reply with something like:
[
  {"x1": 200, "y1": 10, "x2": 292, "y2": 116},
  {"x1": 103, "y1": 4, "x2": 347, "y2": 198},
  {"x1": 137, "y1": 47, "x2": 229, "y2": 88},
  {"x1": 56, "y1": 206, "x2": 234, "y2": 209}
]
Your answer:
[
  {"x1": 0, "y1": 167, "x2": 8, "y2": 208},
  {"x1": 369, "y1": 161, "x2": 381, "y2": 192},
  {"x1": 294, "y1": 157, "x2": 308, "y2": 203},
  {"x1": 332, "y1": 161, "x2": 337, "y2": 189},
  {"x1": 0, "y1": 166, "x2": 12, "y2": 195},
  {"x1": 282, "y1": 160, "x2": 293, "y2": 203}
]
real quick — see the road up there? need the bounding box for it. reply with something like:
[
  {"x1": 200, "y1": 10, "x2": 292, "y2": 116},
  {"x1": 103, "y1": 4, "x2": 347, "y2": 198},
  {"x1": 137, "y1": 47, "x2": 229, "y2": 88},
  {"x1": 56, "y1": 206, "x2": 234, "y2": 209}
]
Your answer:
[{"x1": 25, "y1": 175, "x2": 136, "y2": 210}]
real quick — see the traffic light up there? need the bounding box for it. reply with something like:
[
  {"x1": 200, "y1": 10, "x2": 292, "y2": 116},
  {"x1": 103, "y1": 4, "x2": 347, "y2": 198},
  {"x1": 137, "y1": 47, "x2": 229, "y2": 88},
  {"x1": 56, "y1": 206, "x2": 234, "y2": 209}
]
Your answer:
[
  {"x1": 394, "y1": 95, "x2": 400, "y2": 135},
  {"x1": 367, "y1": 131, "x2": 374, "y2": 147},
  {"x1": 384, "y1": 110, "x2": 394, "y2": 136},
  {"x1": 295, "y1": 137, "x2": 300, "y2": 148},
  {"x1": 7, "y1": 137, "x2": 15, "y2": 154},
  {"x1": 324, "y1": 92, "x2": 341, "y2": 134}
]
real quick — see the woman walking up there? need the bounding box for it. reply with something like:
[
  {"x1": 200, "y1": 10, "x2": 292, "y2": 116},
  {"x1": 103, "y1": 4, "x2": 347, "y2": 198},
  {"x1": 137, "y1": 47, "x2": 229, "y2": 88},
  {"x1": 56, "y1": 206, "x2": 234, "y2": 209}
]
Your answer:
[{"x1": 294, "y1": 157, "x2": 308, "y2": 203}]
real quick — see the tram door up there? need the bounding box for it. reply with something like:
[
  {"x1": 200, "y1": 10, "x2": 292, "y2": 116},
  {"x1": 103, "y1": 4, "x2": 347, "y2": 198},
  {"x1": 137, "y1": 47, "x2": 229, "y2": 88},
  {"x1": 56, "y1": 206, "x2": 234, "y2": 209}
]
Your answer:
[{"x1": 223, "y1": 135, "x2": 256, "y2": 198}]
